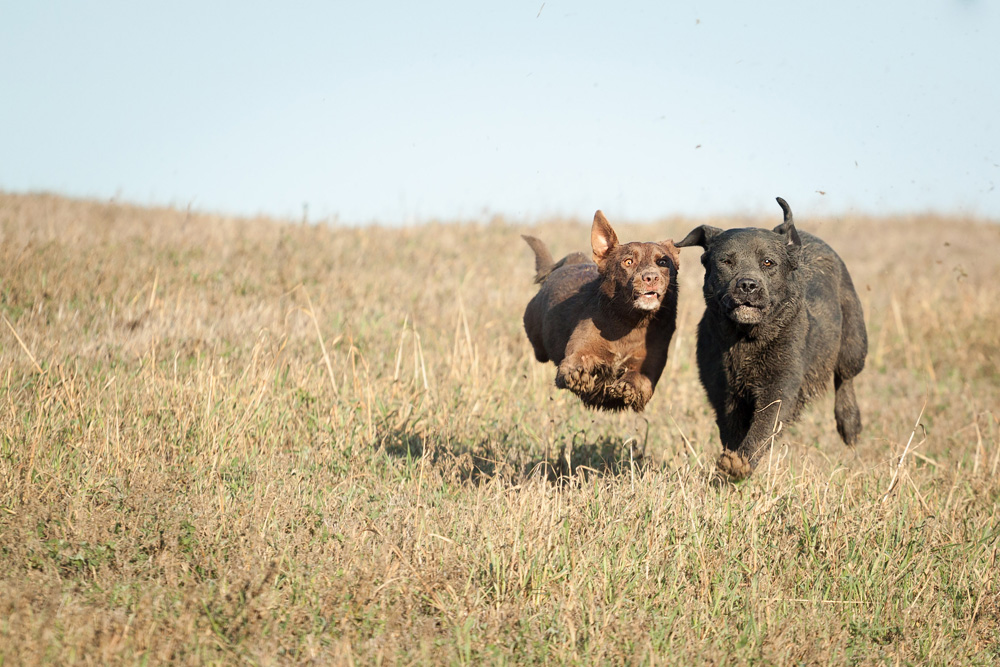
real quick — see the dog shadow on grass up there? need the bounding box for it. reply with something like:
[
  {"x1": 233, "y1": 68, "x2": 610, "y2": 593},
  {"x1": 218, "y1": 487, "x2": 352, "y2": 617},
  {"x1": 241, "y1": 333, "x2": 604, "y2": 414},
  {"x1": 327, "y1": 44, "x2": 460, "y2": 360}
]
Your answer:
[
  {"x1": 520, "y1": 432, "x2": 653, "y2": 485},
  {"x1": 380, "y1": 426, "x2": 652, "y2": 487}
]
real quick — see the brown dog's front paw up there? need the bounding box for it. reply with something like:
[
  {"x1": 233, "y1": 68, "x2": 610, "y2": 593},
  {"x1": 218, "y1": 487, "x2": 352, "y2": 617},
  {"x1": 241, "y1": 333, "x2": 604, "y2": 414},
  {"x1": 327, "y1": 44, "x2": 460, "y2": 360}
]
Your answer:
[
  {"x1": 716, "y1": 450, "x2": 753, "y2": 481},
  {"x1": 606, "y1": 380, "x2": 647, "y2": 411},
  {"x1": 559, "y1": 365, "x2": 597, "y2": 395}
]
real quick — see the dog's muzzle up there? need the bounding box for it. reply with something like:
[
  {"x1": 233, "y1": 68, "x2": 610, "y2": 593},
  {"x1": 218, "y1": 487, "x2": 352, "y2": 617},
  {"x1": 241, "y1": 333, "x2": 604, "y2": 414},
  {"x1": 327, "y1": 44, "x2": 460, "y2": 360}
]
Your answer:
[
  {"x1": 633, "y1": 272, "x2": 665, "y2": 311},
  {"x1": 722, "y1": 278, "x2": 768, "y2": 323}
]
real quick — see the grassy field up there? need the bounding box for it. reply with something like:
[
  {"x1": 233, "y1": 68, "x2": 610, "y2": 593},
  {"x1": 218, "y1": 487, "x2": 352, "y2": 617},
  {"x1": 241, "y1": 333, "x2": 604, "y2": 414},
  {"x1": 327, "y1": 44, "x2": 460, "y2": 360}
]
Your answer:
[{"x1": 1, "y1": 192, "x2": 999, "y2": 665}]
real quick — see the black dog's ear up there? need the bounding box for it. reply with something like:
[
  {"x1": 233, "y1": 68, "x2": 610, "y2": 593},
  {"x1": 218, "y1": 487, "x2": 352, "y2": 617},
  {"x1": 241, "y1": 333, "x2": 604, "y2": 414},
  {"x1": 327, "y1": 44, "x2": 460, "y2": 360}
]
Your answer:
[
  {"x1": 591, "y1": 210, "x2": 619, "y2": 263},
  {"x1": 675, "y1": 225, "x2": 723, "y2": 248},
  {"x1": 772, "y1": 197, "x2": 802, "y2": 247}
]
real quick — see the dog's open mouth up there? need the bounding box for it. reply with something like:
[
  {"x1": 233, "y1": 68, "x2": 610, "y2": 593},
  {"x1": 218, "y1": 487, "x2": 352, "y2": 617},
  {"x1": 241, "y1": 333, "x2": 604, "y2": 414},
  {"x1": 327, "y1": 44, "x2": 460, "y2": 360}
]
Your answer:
[
  {"x1": 730, "y1": 303, "x2": 766, "y2": 324},
  {"x1": 635, "y1": 290, "x2": 663, "y2": 310}
]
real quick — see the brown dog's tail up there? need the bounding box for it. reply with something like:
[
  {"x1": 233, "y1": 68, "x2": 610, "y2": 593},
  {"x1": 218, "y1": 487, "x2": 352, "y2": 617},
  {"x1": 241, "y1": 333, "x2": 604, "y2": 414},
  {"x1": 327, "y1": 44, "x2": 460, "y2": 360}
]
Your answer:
[
  {"x1": 522, "y1": 235, "x2": 555, "y2": 283},
  {"x1": 523, "y1": 235, "x2": 592, "y2": 284}
]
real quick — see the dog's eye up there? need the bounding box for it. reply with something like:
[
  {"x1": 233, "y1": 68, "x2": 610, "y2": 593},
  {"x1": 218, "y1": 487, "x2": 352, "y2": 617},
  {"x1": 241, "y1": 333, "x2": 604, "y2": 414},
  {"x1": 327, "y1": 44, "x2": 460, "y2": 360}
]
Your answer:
[
  {"x1": 762, "y1": 258, "x2": 775, "y2": 268},
  {"x1": 656, "y1": 257, "x2": 671, "y2": 267},
  {"x1": 623, "y1": 258, "x2": 633, "y2": 267}
]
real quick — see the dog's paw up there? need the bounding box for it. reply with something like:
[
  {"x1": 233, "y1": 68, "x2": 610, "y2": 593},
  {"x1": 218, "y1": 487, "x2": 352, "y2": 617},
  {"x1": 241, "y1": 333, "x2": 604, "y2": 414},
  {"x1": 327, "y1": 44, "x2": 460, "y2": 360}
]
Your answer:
[
  {"x1": 560, "y1": 366, "x2": 597, "y2": 395},
  {"x1": 716, "y1": 450, "x2": 753, "y2": 481},
  {"x1": 606, "y1": 380, "x2": 647, "y2": 411}
]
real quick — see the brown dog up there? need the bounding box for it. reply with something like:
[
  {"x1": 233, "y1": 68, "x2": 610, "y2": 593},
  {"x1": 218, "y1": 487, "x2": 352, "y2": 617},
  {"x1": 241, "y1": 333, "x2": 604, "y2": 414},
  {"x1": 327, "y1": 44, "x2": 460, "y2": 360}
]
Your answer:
[{"x1": 522, "y1": 211, "x2": 680, "y2": 412}]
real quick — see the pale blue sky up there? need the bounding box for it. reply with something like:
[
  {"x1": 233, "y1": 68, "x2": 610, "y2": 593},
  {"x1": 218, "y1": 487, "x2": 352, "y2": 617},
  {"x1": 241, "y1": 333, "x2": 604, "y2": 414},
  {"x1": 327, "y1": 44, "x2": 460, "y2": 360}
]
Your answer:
[{"x1": 2, "y1": 1, "x2": 997, "y2": 224}]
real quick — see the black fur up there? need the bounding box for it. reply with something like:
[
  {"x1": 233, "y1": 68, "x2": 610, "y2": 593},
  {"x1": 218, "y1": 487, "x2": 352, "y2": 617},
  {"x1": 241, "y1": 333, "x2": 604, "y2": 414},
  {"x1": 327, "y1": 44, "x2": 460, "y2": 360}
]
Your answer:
[{"x1": 676, "y1": 197, "x2": 868, "y2": 479}]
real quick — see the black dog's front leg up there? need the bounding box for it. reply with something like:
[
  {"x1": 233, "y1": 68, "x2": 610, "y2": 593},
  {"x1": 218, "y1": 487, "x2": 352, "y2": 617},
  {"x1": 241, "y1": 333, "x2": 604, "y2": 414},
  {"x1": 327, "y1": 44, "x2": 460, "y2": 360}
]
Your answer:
[
  {"x1": 716, "y1": 398, "x2": 752, "y2": 451},
  {"x1": 697, "y1": 324, "x2": 750, "y2": 450},
  {"x1": 718, "y1": 378, "x2": 801, "y2": 481}
]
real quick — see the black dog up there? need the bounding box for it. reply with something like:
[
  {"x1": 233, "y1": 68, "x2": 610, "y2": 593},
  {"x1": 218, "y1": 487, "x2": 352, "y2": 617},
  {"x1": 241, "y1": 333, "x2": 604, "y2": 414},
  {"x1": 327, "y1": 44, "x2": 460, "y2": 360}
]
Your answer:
[{"x1": 676, "y1": 198, "x2": 867, "y2": 479}]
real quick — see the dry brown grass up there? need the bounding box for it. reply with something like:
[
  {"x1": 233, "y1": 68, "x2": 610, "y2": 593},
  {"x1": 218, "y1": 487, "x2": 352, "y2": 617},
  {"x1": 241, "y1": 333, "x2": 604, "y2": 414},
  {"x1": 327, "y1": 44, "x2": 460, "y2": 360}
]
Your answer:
[{"x1": 1, "y1": 191, "x2": 999, "y2": 664}]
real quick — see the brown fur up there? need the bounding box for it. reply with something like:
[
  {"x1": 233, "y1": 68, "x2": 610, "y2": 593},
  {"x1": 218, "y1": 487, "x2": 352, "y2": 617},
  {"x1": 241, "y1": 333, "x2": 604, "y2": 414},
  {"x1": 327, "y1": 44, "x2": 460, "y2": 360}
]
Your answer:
[{"x1": 522, "y1": 211, "x2": 680, "y2": 412}]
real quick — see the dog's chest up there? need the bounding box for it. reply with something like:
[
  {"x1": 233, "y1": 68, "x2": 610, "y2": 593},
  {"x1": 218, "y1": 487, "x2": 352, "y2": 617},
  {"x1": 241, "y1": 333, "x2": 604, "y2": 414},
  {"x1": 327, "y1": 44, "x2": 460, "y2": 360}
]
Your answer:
[
  {"x1": 606, "y1": 329, "x2": 649, "y2": 369},
  {"x1": 722, "y1": 338, "x2": 774, "y2": 392}
]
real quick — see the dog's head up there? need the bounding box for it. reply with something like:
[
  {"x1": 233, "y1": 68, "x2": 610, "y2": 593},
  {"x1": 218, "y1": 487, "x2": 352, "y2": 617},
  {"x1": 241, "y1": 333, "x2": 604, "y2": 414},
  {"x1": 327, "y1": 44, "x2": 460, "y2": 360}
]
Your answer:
[
  {"x1": 676, "y1": 197, "x2": 801, "y2": 326},
  {"x1": 591, "y1": 210, "x2": 679, "y2": 314}
]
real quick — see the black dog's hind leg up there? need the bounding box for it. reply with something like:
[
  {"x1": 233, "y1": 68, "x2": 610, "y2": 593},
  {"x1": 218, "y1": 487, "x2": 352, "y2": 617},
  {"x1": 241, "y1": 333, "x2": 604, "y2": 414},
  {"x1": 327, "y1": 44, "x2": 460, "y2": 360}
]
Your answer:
[
  {"x1": 833, "y1": 267, "x2": 867, "y2": 446},
  {"x1": 834, "y1": 374, "x2": 861, "y2": 446}
]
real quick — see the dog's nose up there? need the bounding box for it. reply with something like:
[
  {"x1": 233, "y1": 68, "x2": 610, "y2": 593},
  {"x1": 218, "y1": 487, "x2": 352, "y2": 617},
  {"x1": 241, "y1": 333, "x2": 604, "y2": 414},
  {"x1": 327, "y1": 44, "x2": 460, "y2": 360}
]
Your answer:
[
  {"x1": 641, "y1": 270, "x2": 661, "y2": 286},
  {"x1": 737, "y1": 278, "x2": 760, "y2": 295}
]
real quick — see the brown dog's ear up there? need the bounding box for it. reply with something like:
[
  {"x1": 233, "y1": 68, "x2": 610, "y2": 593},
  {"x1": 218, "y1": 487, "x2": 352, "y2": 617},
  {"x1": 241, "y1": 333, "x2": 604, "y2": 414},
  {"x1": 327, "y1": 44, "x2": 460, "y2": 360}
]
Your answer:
[
  {"x1": 591, "y1": 210, "x2": 619, "y2": 263},
  {"x1": 660, "y1": 240, "x2": 680, "y2": 268}
]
